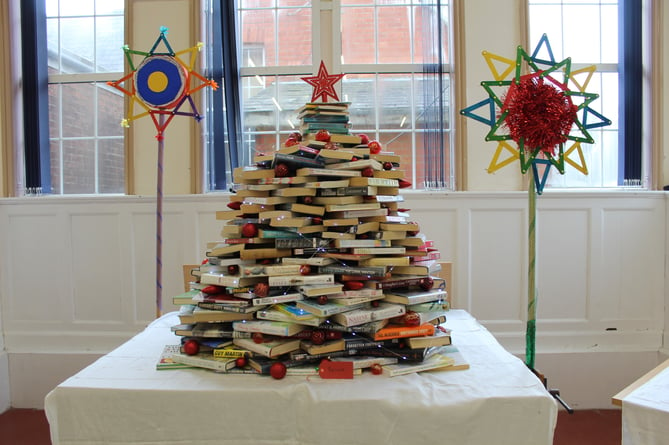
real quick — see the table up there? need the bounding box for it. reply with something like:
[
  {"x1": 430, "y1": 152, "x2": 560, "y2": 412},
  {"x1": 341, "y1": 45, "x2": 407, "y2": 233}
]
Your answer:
[
  {"x1": 613, "y1": 358, "x2": 669, "y2": 445},
  {"x1": 45, "y1": 309, "x2": 557, "y2": 445}
]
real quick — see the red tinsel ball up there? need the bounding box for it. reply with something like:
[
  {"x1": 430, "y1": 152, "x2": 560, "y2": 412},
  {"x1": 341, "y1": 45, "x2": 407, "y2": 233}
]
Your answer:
[{"x1": 502, "y1": 73, "x2": 577, "y2": 156}]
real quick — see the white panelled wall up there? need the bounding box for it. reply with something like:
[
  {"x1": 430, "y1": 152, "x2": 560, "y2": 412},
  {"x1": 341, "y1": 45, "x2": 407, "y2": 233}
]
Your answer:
[{"x1": 0, "y1": 192, "x2": 667, "y2": 410}]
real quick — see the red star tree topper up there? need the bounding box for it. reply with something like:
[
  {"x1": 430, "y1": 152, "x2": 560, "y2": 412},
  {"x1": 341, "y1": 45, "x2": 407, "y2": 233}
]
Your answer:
[{"x1": 301, "y1": 61, "x2": 344, "y2": 102}]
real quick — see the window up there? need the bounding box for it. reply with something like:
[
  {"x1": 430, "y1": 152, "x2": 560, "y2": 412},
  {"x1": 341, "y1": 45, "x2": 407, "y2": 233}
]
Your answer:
[
  {"x1": 529, "y1": 0, "x2": 643, "y2": 189},
  {"x1": 204, "y1": 0, "x2": 453, "y2": 191},
  {"x1": 42, "y1": 0, "x2": 125, "y2": 194}
]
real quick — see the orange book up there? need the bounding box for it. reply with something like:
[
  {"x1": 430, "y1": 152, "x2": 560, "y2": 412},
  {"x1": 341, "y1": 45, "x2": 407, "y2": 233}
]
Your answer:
[{"x1": 373, "y1": 323, "x2": 435, "y2": 341}]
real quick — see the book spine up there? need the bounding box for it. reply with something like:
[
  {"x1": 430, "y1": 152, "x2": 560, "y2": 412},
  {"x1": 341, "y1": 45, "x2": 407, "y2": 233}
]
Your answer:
[
  {"x1": 268, "y1": 274, "x2": 335, "y2": 286},
  {"x1": 371, "y1": 304, "x2": 406, "y2": 321},
  {"x1": 252, "y1": 293, "x2": 303, "y2": 306},
  {"x1": 196, "y1": 303, "x2": 256, "y2": 313},
  {"x1": 373, "y1": 324, "x2": 435, "y2": 340},
  {"x1": 371, "y1": 277, "x2": 427, "y2": 290},
  {"x1": 233, "y1": 323, "x2": 296, "y2": 337},
  {"x1": 332, "y1": 310, "x2": 372, "y2": 327},
  {"x1": 240, "y1": 264, "x2": 303, "y2": 276},
  {"x1": 275, "y1": 238, "x2": 331, "y2": 249},
  {"x1": 319, "y1": 186, "x2": 376, "y2": 197},
  {"x1": 353, "y1": 347, "x2": 425, "y2": 362},
  {"x1": 213, "y1": 349, "x2": 249, "y2": 358},
  {"x1": 318, "y1": 265, "x2": 387, "y2": 276}
]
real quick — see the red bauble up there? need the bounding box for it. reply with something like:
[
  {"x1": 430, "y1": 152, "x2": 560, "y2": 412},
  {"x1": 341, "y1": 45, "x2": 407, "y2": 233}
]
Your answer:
[
  {"x1": 299, "y1": 265, "x2": 311, "y2": 275},
  {"x1": 235, "y1": 357, "x2": 248, "y2": 367},
  {"x1": 289, "y1": 132, "x2": 302, "y2": 141},
  {"x1": 227, "y1": 201, "x2": 242, "y2": 210},
  {"x1": 324, "y1": 142, "x2": 337, "y2": 151},
  {"x1": 228, "y1": 264, "x2": 239, "y2": 275},
  {"x1": 312, "y1": 216, "x2": 323, "y2": 225},
  {"x1": 241, "y1": 223, "x2": 258, "y2": 238},
  {"x1": 383, "y1": 162, "x2": 393, "y2": 171},
  {"x1": 370, "y1": 363, "x2": 383, "y2": 375},
  {"x1": 344, "y1": 281, "x2": 364, "y2": 290},
  {"x1": 252, "y1": 332, "x2": 264, "y2": 344},
  {"x1": 270, "y1": 362, "x2": 287, "y2": 379},
  {"x1": 419, "y1": 277, "x2": 434, "y2": 291},
  {"x1": 398, "y1": 179, "x2": 412, "y2": 188},
  {"x1": 315, "y1": 129, "x2": 331, "y2": 142},
  {"x1": 311, "y1": 330, "x2": 326, "y2": 345},
  {"x1": 502, "y1": 73, "x2": 577, "y2": 155},
  {"x1": 182, "y1": 339, "x2": 199, "y2": 356},
  {"x1": 275, "y1": 163, "x2": 290, "y2": 177},
  {"x1": 285, "y1": 137, "x2": 299, "y2": 147},
  {"x1": 254, "y1": 282, "x2": 270, "y2": 297},
  {"x1": 302, "y1": 196, "x2": 314, "y2": 205},
  {"x1": 371, "y1": 300, "x2": 380, "y2": 308},
  {"x1": 361, "y1": 167, "x2": 374, "y2": 177},
  {"x1": 403, "y1": 311, "x2": 421, "y2": 327},
  {"x1": 358, "y1": 133, "x2": 370, "y2": 145},
  {"x1": 316, "y1": 295, "x2": 329, "y2": 305},
  {"x1": 368, "y1": 140, "x2": 382, "y2": 154}
]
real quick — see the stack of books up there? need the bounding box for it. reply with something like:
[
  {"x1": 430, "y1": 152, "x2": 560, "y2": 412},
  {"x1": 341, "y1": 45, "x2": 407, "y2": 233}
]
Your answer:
[{"x1": 164, "y1": 101, "x2": 465, "y2": 378}]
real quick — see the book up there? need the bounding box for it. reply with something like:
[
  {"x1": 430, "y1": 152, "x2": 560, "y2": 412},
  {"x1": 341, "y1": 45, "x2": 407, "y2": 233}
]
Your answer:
[
  {"x1": 239, "y1": 248, "x2": 292, "y2": 260},
  {"x1": 256, "y1": 306, "x2": 326, "y2": 327},
  {"x1": 156, "y1": 345, "x2": 194, "y2": 370},
  {"x1": 196, "y1": 302, "x2": 266, "y2": 314},
  {"x1": 404, "y1": 329, "x2": 452, "y2": 349},
  {"x1": 298, "y1": 283, "x2": 345, "y2": 297},
  {"x1": 299, "y1": 338, "x2": 346, "y2": 355},
  {"x1": 296, "y1": 167, "x2": 361, "y2": 177},
  {"x1": 295, "y1": 299, "x2": 367, "y2": 317},
  {"x1": 287, "y1": 203, "x2": 326, "y2": 216},
  {"x1": 178, "y1": 307, "x2": 256, "y2": 324},
  {"x1": 252, "y1": 292, "x2": 303, "y2": 306},
  {"x1": 348, "y1": 177, "x2": 399, "y2": 187},
  {"x1": 318, "y1": 264, "x2": 388, "y2": 277},
  {"x1": 233, "y1": 320, "x2": 306, "y2": 337},
  {"x1": 170, "y1": 352, "x2": 238, "y2": 372},
  {"x1": 268, "y1": 274, "x2": 335, "y2": 287},
  {"x1": 233, "y1": 336, "x2": 302, "y2": 358},
  {"x1": 172, "y1": 322, "x2": 252, "y2": 338},
  {"x1": 238, "y1": 264, "x2": 304, "y2": 277},
  {"x1": 382, "y1": 351, "x2": 456, "y2": 377},
  {"x1": 331, "y1": 302, "x2": 405, "y2": 327},
  {"x1": 373, "y1": 323, "x2": 436, "y2": 341},
  {"x1": 351, "y1": 247, "x2": 406, "y2": 255},
  {"x1": 199, "y1": 273, "x2": 266, "y2": 288},
  {"x1": 359, "y1": 256, "x2": 410, "y2": 267},
  {"x1": 382, "y1": 288, "x2": 448, "y2": 305},
  {"x1": 304, "y1": 179, "x2": 351, "y2": 188},
  {"x1": 212, "y1": 344, "x2": 252, "y2": 359}
]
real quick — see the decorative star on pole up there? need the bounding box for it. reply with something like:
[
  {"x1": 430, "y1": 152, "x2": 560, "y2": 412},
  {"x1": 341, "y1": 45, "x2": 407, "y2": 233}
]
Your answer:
[
  {"x1": 107, "y1": 27, "x2": 217, "y2": 319},
  {"x1": 107, "y1": 26, "x2": 218, "y2": 140},
  {"x1": 460, "y1": 34, "x2": 611, "y2": 194},
  {"x1": 301, "y1": 60, "x2": 345, "y2": 103}
]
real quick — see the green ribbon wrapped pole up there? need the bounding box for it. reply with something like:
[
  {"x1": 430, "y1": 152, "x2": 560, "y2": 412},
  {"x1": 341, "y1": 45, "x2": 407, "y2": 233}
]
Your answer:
[{"x1": 526, "y1": 173, "x2": 537, "y2": 369}]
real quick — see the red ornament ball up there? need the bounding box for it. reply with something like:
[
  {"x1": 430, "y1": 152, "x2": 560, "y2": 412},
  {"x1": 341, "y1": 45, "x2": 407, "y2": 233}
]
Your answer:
[
  {"x1": 227, "y1": 201, "x2": 242, "y2": 210},
  {"x1": 228, "y1": 264, "x2": 239, "y2": 275},
  {"x1": 275, "y1": 162, "x2": 290, "y2": 177},
  {"x1": 311, "y1": 330, "x2": 326, "y2": 345},
  {"x1": 254, "y1": 282, "x2": 270, "y2": 297},
  {"x1": 315, "y1": 129, "x2": 331, "y2": 142},
  {"x1": 361, "y1": 167, "x2": 374, "y2": 177},
  {"x1": 299, "y1": 264, "x2": 311, "y2": 275},
  {"x1": 358, "y1": 133, "x2": 370, "y2": 145},
  {"x1": 502, "y1": 73, "x2": 577, "y2": 156},
  {"x1": 182, "y1": 339, "x2": 199, "y2": 356},
  {"x1": 302, "y1": 196, "x2": 314, "y2": 205},
  {"x1": 270, "y1": 362, "x2": 287, "y2": 380},
  {"x1": 420, "y1": 277, "x2": 434, "y2": 291},
  {"x1": 241, "y1": 223, "x2": 258, "y2": 238},
  {"x1": 344, "y1": 281, "x2": 364, "y2": 290},
  {"x1": 324, "y1": 141, "x2": 338, "y2": 151},
  {"x1": 368, "y1": 140, "x2": 382, "y2": 154},
  {"x1": 383, "y1": 162, "x2": 393, "y2": 171},
  {"x1": 370, "y1": 363, "x2": 383, "y2": 375},
  {"x1": 316, "y1": 295, "x2": 329, "y2": 305},
  {"x1": 289, "y1": 132, "x2": 302, "y2": 141},
  {"x1": 235, "y1": 357, "x2": 248, "y2": 368},
  {"x1": 403, "y1": 311, "x2": 421, "y2": 327},
  {"x1": 252, "y1": 332, "x2": 264, "y2": 344}
]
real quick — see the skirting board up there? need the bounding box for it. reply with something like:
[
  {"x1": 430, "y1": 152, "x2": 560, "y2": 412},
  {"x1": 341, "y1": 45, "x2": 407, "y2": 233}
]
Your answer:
[
  {"x1": 4, "y1": 349, "x2": 665, "y2": 411},
  {"x1": 0, "y1": 352, "x2": 9, "y2": 412}
]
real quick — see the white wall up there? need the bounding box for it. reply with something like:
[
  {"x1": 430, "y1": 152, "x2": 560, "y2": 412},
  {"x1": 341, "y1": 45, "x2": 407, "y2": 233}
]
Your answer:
[{"x1": 0, "y1": 191, "x2": 666, "y2": 409}]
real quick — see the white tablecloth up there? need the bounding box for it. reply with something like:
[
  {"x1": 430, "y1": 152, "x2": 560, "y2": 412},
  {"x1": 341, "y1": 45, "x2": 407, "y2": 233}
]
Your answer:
[
  {"x1": 620, "y1": 361, "x2": 669, "y2": 445},
  {"x1": 45, "y1": 309, "x2": 557, "y2": 445}
]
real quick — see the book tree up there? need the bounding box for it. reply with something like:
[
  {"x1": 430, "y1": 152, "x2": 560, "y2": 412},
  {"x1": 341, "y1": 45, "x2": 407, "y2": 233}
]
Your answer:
[{"x1": 165, "y1": 61, "x2": 463, "y2": 379}]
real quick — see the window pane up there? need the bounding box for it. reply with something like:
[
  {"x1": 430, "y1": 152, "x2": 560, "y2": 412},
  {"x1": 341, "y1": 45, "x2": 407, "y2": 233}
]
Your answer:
[
  {"x1": 98, "y1": 85, "x2": 124, "y2": 137},
  {"x1": 59, "y1": 0, "x2": 94, "y2": 16},
  {"x1": 98, "y1": 138, "x2": 125, "y2": 193},
  {"x1": 95, "y1": 0, "x2": 124, "y2": 15},
  {"x1": 60, "y1": 17, "x2": 95, "y2": 73},
  {"x1": 61, "y1": 83, "x2": 95, "y2": 137},
  {"x1": 62, "y1": 139, "x2": 95, "y2": 194},
  {"x1": 95, "y1": 16, "x2": 125, "y2": 72},
  {"x1": 341, "y1": 7, "x2": 375, "y2": 64},
  {"x1": 240, "y1": 8, "x2": 277, "y2": 67},
  {"x1": 377, "y1": 6, "x2": 412, "y2": 64},
  {"x1": 277, "y1": 8, "x2": 311, "y2": 65}
]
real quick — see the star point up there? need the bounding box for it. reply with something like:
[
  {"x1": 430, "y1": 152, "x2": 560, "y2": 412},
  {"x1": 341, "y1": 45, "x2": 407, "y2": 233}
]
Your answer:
[{"x1": 301, "y1": 61, "x2": 345, "y2": 103}]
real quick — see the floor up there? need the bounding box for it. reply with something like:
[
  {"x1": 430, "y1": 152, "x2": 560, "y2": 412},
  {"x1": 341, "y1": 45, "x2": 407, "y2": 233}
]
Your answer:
[{"x1": 0, "y1": 407, "x2": 621, "y2": 445}]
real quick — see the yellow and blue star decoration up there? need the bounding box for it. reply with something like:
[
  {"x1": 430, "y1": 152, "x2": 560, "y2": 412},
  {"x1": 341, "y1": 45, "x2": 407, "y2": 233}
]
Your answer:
[
  {"x1": 107, "y1": 26, "x2": 218, "y2": 140},
  {"x1": 460, "y1": 34, "x2": 611, "y2": 194}
]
